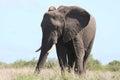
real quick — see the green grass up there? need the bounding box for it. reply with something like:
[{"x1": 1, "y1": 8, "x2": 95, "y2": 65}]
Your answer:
[{"x1": 17, "y1": 74, "x2": 38, "y2": 80}]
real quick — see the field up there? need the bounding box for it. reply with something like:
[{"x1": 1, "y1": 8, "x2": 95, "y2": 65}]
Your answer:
[
  {"x1": 0, "y1": 56, "x2": 120, "y2": 80},
  {"x1": 0, "y1": 67, "x2": 120, "y2": 80}
]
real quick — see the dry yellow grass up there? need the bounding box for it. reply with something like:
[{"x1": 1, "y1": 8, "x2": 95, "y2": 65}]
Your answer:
[
  {"x1": 0, "y1": 67, "x2": 120, "y2": 80},
  {"x1": 0, "y1": 67, "x2": 32, "y2": 80}
]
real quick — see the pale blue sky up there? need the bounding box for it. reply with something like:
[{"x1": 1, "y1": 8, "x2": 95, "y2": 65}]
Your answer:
[{"x1": 0, "y1": 0, "x2": 120, "y2": 64}]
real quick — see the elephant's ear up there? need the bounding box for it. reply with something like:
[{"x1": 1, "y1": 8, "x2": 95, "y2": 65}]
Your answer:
[{"x1": 63, "y1": 7, "x2": 90, "y2": 42}]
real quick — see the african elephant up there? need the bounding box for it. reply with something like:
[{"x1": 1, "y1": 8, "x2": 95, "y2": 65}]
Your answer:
[{"x1": 35, "y1": 5, "x2": 96, "y2": 74}]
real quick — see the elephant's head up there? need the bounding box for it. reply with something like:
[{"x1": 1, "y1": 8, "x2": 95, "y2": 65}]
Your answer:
[
  {"x1": 40, "y1": 7, "x2": 65, "y2": 53},
  {"x1": 36, "y1": 6, "x2": 90, "y2": 72},
  {"x1": 40, "y1": 6, "x2": 90, "y2": 53}
]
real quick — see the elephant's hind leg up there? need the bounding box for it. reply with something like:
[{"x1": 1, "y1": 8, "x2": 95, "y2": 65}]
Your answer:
[{"x1": 83, "y1": 38, "x2": 95, "y2": 72}]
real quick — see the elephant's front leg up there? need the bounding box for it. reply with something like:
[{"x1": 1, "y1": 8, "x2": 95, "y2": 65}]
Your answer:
[
  {"x1": 67, "y1": 47, "x2": 76, "y2": 72},
  {"x1": 73, "y1": 35, "x2": 85, "y2": 74},
  {"x1": 56, "y1": 44, "x2": 67, "y2": 72}
]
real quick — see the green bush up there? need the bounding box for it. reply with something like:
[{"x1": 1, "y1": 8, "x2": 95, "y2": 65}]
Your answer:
[
  {"x1": 9, "y1": 58, "x2": 58, "y2": 68},
  {"x1": 45, "y1": 58, "x2": 58, "y2": 68},
  {"x1": 11, "y1": 58, "x2": 37, "y2": 68},
  {"x1": 87, "y1": 55, "x2": 104, "y2": 70},
  {"x1": 0, "y1": 61, "x2": 7, "y2": 68},
  {"x1": 26, "y1": 58, "x2": 37, "y2": 67},
  {"x1": 11, "y1": 60, "x2": 28, "y2": 68},
  {"x1": 105, "y1": 60, "x2": 120, "y2": 71}
]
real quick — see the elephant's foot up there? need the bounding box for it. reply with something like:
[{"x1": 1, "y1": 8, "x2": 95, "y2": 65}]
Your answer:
[
  {"x1": 83, "y1": 68, "x2": 87, "y2": 74},
  {"x1": 68, "y1": 68, "x2": 71, "y2": 73},
  {"x1": 74, "y1": 68, "x2": 85, "y2": 75},
  {"x1": 68, "y1": 66, "x2": 73, "y2": 73},
  {"x1": 34, "y1": 66, "x2": 41, "y2": 74}
]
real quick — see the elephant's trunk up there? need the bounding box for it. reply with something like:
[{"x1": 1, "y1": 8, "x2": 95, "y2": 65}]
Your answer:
[
  {"x1": 35, "y1": 11, "x2": 58, "y2": 73},
  {"x1": 35, "y1": 40, "x2": 55, "y2": 73}
]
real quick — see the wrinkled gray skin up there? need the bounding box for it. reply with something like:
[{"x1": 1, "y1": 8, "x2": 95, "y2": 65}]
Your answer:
[{"x1": 35, "y1": 6, "x2": 96, "y2": 74}]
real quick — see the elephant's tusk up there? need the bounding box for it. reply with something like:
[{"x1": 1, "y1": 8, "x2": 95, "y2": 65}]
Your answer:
[
  {"x1": 35, "y1": 47, "x2": 41, "y2": 52},
  {"x1": 47, "y1": 44, "x2": 55, "y2": 53}
]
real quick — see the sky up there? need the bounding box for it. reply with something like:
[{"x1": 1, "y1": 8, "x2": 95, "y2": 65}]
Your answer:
[{"x1": 0, "y1": 0, "x2": 120, "y2": 65}]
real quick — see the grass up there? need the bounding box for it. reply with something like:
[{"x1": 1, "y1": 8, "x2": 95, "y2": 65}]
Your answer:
[
  {"x1": 0, "y1": 67, "x2": 120, "y2": 80},
  {"x1": 0, "y1": 57, "x2": 120, "y2": 80}
]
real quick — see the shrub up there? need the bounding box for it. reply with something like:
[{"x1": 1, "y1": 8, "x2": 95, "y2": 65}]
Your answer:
[
  {"x1": 45, "y1": 58, "x2": 58, "y2": 68},
  {"x1": 26, "y1": 58, "x2": 37, "y2": 67},
  {"x1": 0, "y1": 61, "x2": 7, "y2": 68},
  {"x1": 87, "y1": 55, "x2": 104, "y2": 70},
  {"x1": 11, "y1": 58, "x2": 37, "y2": 68},
  {"x1": 11, "y1": 60, "x2": 28, "y2": 68},
  {"x1": 9, "y1": 58, "x2": 58, "y2": 68},
  {"x1": 105, "y1": 60, "x2": 120, "y2": 71}
]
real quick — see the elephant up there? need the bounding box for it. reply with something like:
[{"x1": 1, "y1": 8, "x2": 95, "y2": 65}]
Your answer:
[{"x1": 35, "y1": 5, "x2": 96, "y2": 74}]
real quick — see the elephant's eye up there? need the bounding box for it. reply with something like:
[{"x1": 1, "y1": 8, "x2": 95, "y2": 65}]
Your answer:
[
  {"x1": 62, "y1": 10, "x2": 66, "y2": 13},
  {"x1": 59, "y1": 10, "x2": 66, "y2": 14},
  {"x1": 52, "y1": 16, "x2": 56, "y2": 19}
]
